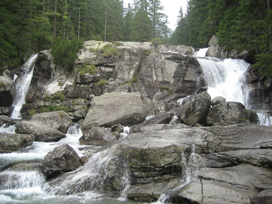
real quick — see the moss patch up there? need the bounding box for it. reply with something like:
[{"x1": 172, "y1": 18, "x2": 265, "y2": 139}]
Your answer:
[
  {"x1": 95, "y1": 79, "x2": 109, "y2": 87},
  {"x1": 29, "y1": 105, "x2": 70, "y2": 116},
  {"x1": 81, "y1": 64, "x2": 98, "y2": 75},
  {"x1": 101, "y1": 44, "x2": 121, "y2": 57}
]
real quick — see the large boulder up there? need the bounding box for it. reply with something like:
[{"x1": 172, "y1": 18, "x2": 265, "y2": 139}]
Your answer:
[
  {"x1": 31, "y1": 111, "x2": 73, "y2": 133},
  {"x1": 42, "y1": 144, "x2": 82, "y2": 179},
  {"x1": 175, "y1": 91, "x2": 211, "y2": 126},
  {"x1": 82, "y1": 92, "x2": 154, "y2": 129},
  {"x1": 0, "y1": 76, "x2": 14, "y2": 107},
  {"x1": 80, "y1": 127, "x2": 116, "y2": 146},
  {"x1": 206, "y1": 102, "x2": 259, "y2": 125},
  {"x1": 16, "y1": 121, "x2": 66, "y2": 142},
  {"x1": 0, "y1": 133, "x2": 34, "y2": 153}
]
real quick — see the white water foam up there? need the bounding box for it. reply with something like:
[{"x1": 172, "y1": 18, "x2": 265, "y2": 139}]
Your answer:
[{"x1": 197, "y1": 57, "x2": 249, "y2": 104}]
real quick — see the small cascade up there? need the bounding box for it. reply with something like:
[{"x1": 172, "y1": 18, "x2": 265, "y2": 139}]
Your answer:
[
  {"x1": 11, "y1": 54, "x2": 38, "y2": 119},
  {"x1": 194, "y1": 47, "x2": 209, "y2": 58},
  {"x1": 257, "y1": 112, "x2": 272, "y2": 126},
  {"x1": 154, "y1": 144, "x2": 201, "y2": 204},
  {"x1": 1, "y1": 170, "x2": 45, "y2": 190},
  {"x1": 120, "y1": 126, "x2": 130, "y2": 138},
  {"x1": 118, "y1": 167, "x2": 131, "y2": 201},
  {"x1": 0, "y1": 124, "x2": 16, "y2": 134}
]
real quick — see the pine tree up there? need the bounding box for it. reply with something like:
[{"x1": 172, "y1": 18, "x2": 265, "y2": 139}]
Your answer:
[{"x1": 130, "y1": 7, "x2": 152, "y2": 41}]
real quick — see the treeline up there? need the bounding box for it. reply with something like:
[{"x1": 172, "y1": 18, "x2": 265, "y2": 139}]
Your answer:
[
  {"x1": 170, "y1": 0, "x2": 272, "y2": 77},
  {"x1": 0, "y1": 0, "x2": 169, "y2": 68}
]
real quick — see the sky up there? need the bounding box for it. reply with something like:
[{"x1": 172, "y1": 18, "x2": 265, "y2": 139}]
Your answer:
[{"x1": 123, "y1": 0, "x2": 188, "y2": 30}]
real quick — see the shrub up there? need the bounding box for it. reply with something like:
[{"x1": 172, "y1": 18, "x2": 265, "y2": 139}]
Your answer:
[{"x1": 51, "y1": 37, "x2": 83, "y2": 71}]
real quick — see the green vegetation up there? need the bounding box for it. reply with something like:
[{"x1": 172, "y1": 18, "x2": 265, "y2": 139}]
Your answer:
[
  {"x1": 127, "y1": 76, "x2": 138, "y2": 85},
  {"x1": 52, "y1": 92, "x2": 65, "y2": 101},
  {"x1": 101, "y1": 44, "x2": 121, "y2": 58},
  {"x1": 51, "y1": 38, "x2": 83, "y2": 71},
  {"x1": 80, "y1": 64, "x2": 98, "y2": 75},
  {"x1": 29, "y1": 105, "x2": 70, "y2": 116},
  {"x1": 95, "y1": 79, "x2": 109, "y2": 87},
  {"x1": 170, "y1": 0, "x2": 272, "y2": 78}
]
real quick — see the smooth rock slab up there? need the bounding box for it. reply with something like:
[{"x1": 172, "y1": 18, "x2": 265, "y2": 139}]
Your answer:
[
  {"x1": 31, "y1": 111, "x2": 73, "y2": 133},
  {"x1": 16, "y1": 121, "x2": 66, "y2": 142},
  {"x1": 0, "y1": 133, "x2": 34, "y2": 153},
  {"x1": 82, "y1": 92, "x2": 154, "y2": 129}
]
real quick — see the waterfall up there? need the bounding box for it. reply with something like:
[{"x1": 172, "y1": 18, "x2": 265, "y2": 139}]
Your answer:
[
  {"x1": 11, "y1": 54, "x2": 38, "y2": 119},
  {"x1": 195, "y1": 49, "x2": 272, "y2": 126},
  {"x1": 197, "y1": 57, "x2": 249, "y2": 104}
]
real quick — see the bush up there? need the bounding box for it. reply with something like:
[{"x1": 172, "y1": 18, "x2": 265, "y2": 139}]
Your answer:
[{"x1": 51, "y1": 37, "x2": 83, "y2": 71}]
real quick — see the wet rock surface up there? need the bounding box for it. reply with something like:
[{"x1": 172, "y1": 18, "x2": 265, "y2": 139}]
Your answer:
[{"x1": 0, "y1": 76, "x2": 14, "y2": 107}]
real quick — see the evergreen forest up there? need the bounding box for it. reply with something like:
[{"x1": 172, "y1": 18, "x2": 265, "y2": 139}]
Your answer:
[
  {"x1": 0, "y1": 0, "x2": 169, "y2": 68},
  {"x1": 0, "y1": 0, "x2": 271, "y2": 77}
]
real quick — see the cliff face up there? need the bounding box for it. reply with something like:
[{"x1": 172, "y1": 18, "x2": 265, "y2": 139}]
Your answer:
[{"x1": 22, "y1": 41, "x2": 204, "y2": 120}]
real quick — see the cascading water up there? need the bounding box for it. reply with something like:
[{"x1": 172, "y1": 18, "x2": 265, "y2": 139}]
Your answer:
[
  {"x1": 11, "y1": 54, "x2": 38, "y2": 119},
  {"x1": 197, "y1": 57, "x2": 249, "y2": 104},
  {"x1": 153, "y1": 144, "x2": 201, "y2": 204},
  {"x1": 0, "y1": 123, "x2": 102, "y2": 204},
  {"x1": 195, "y1": 48, "x2": 272, "y2": 126}
]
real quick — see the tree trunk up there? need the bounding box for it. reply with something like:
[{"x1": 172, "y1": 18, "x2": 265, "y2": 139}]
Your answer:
[
  {"x1": 78, "y1": 6, "x2": 81, "y2": 40},
  {"x1": 268, "y1": 0, "x2": 272, "y2": 52},
  {"x1": 104, "y1": 7, "x2": 108, "y2": 42},
  {"x1": 53, "y1": 0, "x2": 57, "y2": 39}
]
